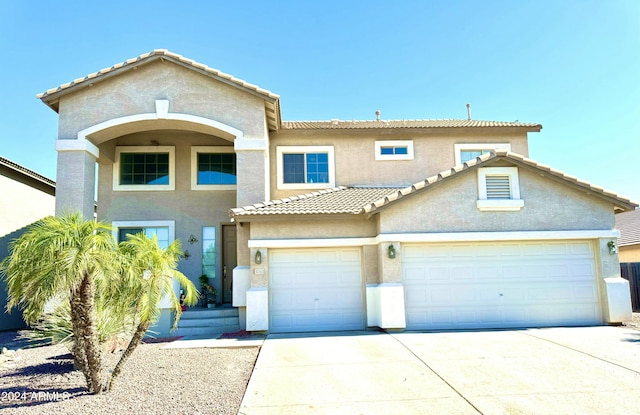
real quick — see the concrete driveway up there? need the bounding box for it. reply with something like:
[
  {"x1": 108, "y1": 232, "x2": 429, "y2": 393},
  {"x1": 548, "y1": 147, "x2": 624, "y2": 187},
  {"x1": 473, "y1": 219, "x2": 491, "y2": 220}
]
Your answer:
[{"x1": 238, "y1": 327, "x2": 640, "y2": 414}]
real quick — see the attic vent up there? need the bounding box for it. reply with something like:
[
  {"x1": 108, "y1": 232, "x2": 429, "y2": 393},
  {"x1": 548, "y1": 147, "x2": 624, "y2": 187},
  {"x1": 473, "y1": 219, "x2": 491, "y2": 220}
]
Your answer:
[{"x1": 485, "y1": 175, "x2": 511, "y2": 199}]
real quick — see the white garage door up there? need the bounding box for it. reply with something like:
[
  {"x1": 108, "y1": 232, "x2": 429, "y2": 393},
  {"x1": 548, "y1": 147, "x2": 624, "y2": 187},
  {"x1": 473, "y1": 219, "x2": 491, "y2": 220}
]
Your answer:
[
  {"x1": 270, "y1": 248, "x2": 365, "y2": 333},
  {"x1": 403, "y1": 240, "x2": 601, "y2": 330}
]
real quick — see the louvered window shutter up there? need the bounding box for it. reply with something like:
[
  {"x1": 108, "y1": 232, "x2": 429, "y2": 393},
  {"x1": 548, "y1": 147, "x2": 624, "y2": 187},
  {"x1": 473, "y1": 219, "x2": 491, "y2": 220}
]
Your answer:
[{"x1": 485, "y1": 175, "x2": 511, "y2": 199}]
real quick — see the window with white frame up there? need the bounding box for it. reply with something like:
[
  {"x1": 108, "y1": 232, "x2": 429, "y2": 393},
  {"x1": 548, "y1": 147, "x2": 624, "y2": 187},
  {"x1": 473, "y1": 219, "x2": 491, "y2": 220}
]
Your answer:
[
  {"x1": 191, "y1": 146, "x2": 237, "y2": 190},
  {"x1": 202, "y1": 226, "x2": 216, "y2": 279},
  {"x1": 476, "y1": 167, "x2": 524, "y2": 211},
  {"x1": 454, "y1": 143, "x2": 511, "y2": 165},
  {"x1": 113, "y1": 221, "x2": 174, "y2": 248},
  {"x1": 375, "y1": 140, "x2": 414, "y2": 161},
  {"x1": 113, "y1": 146, "x2": 175, "y2": 191},
  {"x1": 276, "y1": 146, "x2": 335, "y2": 189}
]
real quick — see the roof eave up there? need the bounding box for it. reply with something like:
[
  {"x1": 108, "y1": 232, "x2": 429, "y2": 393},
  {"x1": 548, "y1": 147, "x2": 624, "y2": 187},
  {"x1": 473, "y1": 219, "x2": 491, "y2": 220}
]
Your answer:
[{"x1": 230, "y1": 212, "x2": 364, "y2": 222}]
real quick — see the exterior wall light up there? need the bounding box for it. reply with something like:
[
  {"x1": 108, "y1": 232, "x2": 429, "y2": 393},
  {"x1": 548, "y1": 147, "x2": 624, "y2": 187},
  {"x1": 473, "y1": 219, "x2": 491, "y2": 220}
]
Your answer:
[
  {"x1": 255, "y1": 250, "x2": 262, "y2": 264},
  {"x1": 388, "y1": 244, "x2": 396, "y2": 259},
  {"x1": 188, "y1": 234, "x2": 198, "y2": 245},
  {"x1": 607, "y1": 240, "x2": 617, "y2": 255}
]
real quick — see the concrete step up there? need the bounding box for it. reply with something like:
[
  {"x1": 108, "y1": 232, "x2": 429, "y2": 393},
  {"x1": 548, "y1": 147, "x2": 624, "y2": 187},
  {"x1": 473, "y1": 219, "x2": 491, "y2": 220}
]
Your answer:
[
  {"x1": 180, "y1": 307, "x2": 239, "y2": 319},
  {"x1": 173, "y1": 324, "x2": 241, "y2": 338},
  {"x1": 178, "y1": 316, "x2": 240, "y2": 328}
]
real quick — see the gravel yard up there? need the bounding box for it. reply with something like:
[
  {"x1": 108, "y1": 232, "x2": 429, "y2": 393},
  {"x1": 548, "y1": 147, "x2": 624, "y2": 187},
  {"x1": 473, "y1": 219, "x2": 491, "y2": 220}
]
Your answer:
[
  {"x1": 0, "y1": 333, "x2": 259, "y2": 415},
  {"x1": 2, "y1": 313, "x2": 640, "y2": 414}
]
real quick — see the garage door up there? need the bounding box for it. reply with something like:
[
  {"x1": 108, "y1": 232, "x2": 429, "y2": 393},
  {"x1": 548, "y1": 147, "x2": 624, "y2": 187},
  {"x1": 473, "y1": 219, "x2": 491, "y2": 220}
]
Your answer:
[
  {"x1": 403, "y1": 240, "x2": 601, "y2": 330},
  {"x1": 270, "y1": 248, "x2": 365, "y2": 333}
]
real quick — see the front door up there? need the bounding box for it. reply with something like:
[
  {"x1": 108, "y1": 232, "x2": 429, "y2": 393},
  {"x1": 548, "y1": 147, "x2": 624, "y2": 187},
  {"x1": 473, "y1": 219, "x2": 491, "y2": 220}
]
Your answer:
[{"x1": 221, "y1": 224, "x2": 237, "y2": 303}]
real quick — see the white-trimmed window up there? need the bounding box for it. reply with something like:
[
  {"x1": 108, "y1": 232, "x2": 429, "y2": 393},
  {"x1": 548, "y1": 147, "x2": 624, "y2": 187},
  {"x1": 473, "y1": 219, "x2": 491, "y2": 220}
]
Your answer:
[
  {"x1": 112, "y1": 220, "x2": 175, "y2": 248},
  {"x1": 202, "y1": 226, "x2": 216, "y2": 278},
  {"x1": 276, "y1": 146, "x2": 335, "y2": 190},
  {"x1": 454, "y1": 143, "x2": 511, "y2": 165},
  {"x1": 113, "y1": 146, "x2": 175, "y2": 191},
  {"x1": 113, "y1": 220, "x2": 176, "y2": 308},
  {"x1": 476, "y1": 167, "x2": 524, "y2": 211},
  {"x1": 375, "y1": 140, "x2": 414, "y2": 161},
  {"x1": 191, "y1": 146, "x2": 237, "y2": 190}
]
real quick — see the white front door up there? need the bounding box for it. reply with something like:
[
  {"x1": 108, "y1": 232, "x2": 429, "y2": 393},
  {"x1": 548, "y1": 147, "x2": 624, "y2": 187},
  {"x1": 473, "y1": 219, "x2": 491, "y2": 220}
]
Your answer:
[
  {"x1": 403, "y1": 240, "x2": 601, "y2": 330},
  {"x1": 269, "y1": 248, "x2": 364, "y2": 333}
]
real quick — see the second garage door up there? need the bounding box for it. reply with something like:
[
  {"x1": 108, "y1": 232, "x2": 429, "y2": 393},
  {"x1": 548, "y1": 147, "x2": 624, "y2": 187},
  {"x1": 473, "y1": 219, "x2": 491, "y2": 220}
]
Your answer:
[
  {"x1": 403, "y1": 240, "x2": 601, "y2": 330},
  {"x1": 269, "y1": 248, "x2": 365, "y2": 333}
]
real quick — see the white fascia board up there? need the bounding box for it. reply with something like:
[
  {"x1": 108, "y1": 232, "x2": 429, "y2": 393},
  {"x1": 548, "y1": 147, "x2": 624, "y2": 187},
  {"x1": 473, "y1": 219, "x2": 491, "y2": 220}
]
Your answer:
[
  {"x1": 248, "y1": 230, "x2": 620, "y2": 248},
  {"x1": 376, "y1": 230, "x2": 621, "y2": 243}
]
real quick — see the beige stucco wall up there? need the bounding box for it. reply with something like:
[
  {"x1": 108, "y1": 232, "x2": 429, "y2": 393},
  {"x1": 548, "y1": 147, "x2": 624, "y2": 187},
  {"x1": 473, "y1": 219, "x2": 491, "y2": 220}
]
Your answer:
[
  {"x1": 56, "y1": 60, "x2": 268, "y2": 141},
  {"x1": 619, "y1": 245, "x2": 640, "y2": 263},
  {"x1": 379, "y1": 165, "x2": 615, "y2": 234},
  {"x1": 269, "y1": 128, "x2": 529, "y2": 200},
  {"x1": 249, "y1": 216, "x2": 377, "y2": 239},
  {"x1": 97, "y1": 130, "x2": 237, "y2": 292},
  {"x1": 0, "y1": 175, "x2": 55, "y2": 237}
]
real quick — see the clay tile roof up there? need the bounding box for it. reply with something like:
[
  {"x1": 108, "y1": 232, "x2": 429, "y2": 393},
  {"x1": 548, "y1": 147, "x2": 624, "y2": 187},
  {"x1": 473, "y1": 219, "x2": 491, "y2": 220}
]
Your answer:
[
  {"x1": 281, "y1": 119, "x2": 541, "y2": 131},
  {"x1": 230, "y1": 186, "x2": 401, "y2": 217},
  {"x1": 363, "y1": 150, "x2": 638, "y2": 214},
  {"x1": 230, "y1": 150, "x2": 637, "y2": 220},
  {"x1": 0, "y1": 156, "x2": 55, "y2": 188},
  {"x1": 616, "y1": 209, "x2": 640, "y2": 247},
  {"x1": 37, "y1": 49, "x2": 280, "y2": 102}
]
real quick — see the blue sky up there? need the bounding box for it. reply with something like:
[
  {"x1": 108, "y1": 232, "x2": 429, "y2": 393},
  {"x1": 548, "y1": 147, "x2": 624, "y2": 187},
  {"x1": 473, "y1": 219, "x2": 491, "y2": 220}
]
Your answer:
[{"x1": 1, "y1": 1, "x2": 638, "y2": 202}]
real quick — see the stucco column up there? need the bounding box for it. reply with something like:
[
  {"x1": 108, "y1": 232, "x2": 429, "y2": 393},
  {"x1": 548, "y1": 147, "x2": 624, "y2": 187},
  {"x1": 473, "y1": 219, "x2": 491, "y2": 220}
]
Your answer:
[
  {"x1": 366, "y1": 242, "x2": 406, "y2": 329},
  {"x1": 55, "y1": 140, "x2": 98, "y2": 220},
  {"x1": 597, "y1": 237, "x2": 633, "y2": 323}
]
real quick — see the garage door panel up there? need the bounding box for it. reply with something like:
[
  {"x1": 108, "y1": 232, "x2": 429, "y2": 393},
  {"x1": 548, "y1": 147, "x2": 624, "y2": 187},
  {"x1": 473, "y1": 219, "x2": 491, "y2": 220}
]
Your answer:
[
  {"x1": 270, "y1": 248, "x2": 364, "y2": 333},
  {"x1": 404, "y1": 240, "x2": 601, "y2": 330}
]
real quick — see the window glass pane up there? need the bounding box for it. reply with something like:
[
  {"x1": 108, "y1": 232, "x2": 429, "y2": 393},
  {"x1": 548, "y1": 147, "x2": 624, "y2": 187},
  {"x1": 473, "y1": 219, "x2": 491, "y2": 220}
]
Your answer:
[
  {"x1": 118, "y1": 228, "x2": 143, "y2": 242},
  {"x1": 120, "y1": 152, "x2": 169, "y2": 185},
  {"x1": 197, "y1": 153, "x2": 237, "y2": 185},
  {"x1": 202, "y1": 226, "x2": 216, "y2": 278},
  {"x1": 283, "y1": 153, "x2": 305, "y2": 183},
  {"x1": 460, "y1": 150, "x2": 483, "y2": 163},
  {"x1": 145, "y1": 227, "x2": 170, "y2": 249},
  {"x1": 394, "y1": 146, "x2": 408, "y2": 155},
  {"x1": 380, "y1": 147, "x2": 394, "y2": 155},
  {"x1": 306, "y1": 153, "x2": 329, "y2": 183}
]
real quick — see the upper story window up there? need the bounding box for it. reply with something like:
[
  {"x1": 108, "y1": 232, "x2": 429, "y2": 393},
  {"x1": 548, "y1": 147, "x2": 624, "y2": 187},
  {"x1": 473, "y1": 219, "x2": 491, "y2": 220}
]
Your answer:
[
  {"x1": 191, "y1": 146, "x2": 237, "y2": 190},
  {"x1": 375, "y1": 140, "x2": 414, "y2": 161},
  {"x1": 113, "y1": 146, "x2": 175, "y2": 191},
  {"x1": 276, "y1": 146, "x2": 335, "y2": 190},
  {"x1": 454, "y1": 143, "x2": 511, "y2": 165},
  {"x1": 476, "y1": 167, "x2": 524, "y2": 211}
]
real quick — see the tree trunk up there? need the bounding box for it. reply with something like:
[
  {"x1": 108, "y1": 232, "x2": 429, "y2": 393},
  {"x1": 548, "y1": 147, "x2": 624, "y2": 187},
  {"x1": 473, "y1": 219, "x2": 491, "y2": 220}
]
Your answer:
[
  {"x1": 69, "y1": 292, "x2": 91, "y2": 391},
  {"x1": 76, "y1": 272, "x2": 104, "y2": 394},
  {"x1": 107, "y1": 320, "x2": 149, "y2": 392}
]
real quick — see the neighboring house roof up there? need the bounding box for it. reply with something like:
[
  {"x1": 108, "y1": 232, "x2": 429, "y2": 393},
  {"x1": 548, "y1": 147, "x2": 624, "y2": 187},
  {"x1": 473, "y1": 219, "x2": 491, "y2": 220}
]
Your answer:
[
  {"x1": 37, "y1": 49, "x2": 282, "y2": 131},
  {"x1": 282, "y1": 119, "x2": 542, "y2": 132},
  {"x1": 230, "y1": 150, "x2": 637, "y2": 220},
  {"x1": 616, "y1": 209, "x2": 640, "y2": 247},
  {"x1": 0, "y1": 156, "x2": 55, "y2": 195}
]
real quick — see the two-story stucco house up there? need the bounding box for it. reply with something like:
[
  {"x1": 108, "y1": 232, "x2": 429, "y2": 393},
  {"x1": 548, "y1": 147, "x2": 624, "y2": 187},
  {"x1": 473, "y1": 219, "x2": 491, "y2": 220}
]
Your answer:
[{"x1": 37, "y1": 50, "x2": 637, "y2": 336}]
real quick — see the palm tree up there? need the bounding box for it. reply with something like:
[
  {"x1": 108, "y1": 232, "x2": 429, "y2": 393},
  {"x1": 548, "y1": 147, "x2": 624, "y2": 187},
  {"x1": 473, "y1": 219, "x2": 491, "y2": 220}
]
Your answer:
[
  {"x1": 106, "y1": 232, "x2": 198, "y2": 391},
  {"x1": 1, "y1": 213, "x2": 116, "y2": 393},
  {"x1": 1, "y1": 213, "x2": 199, "y2": 393}
]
